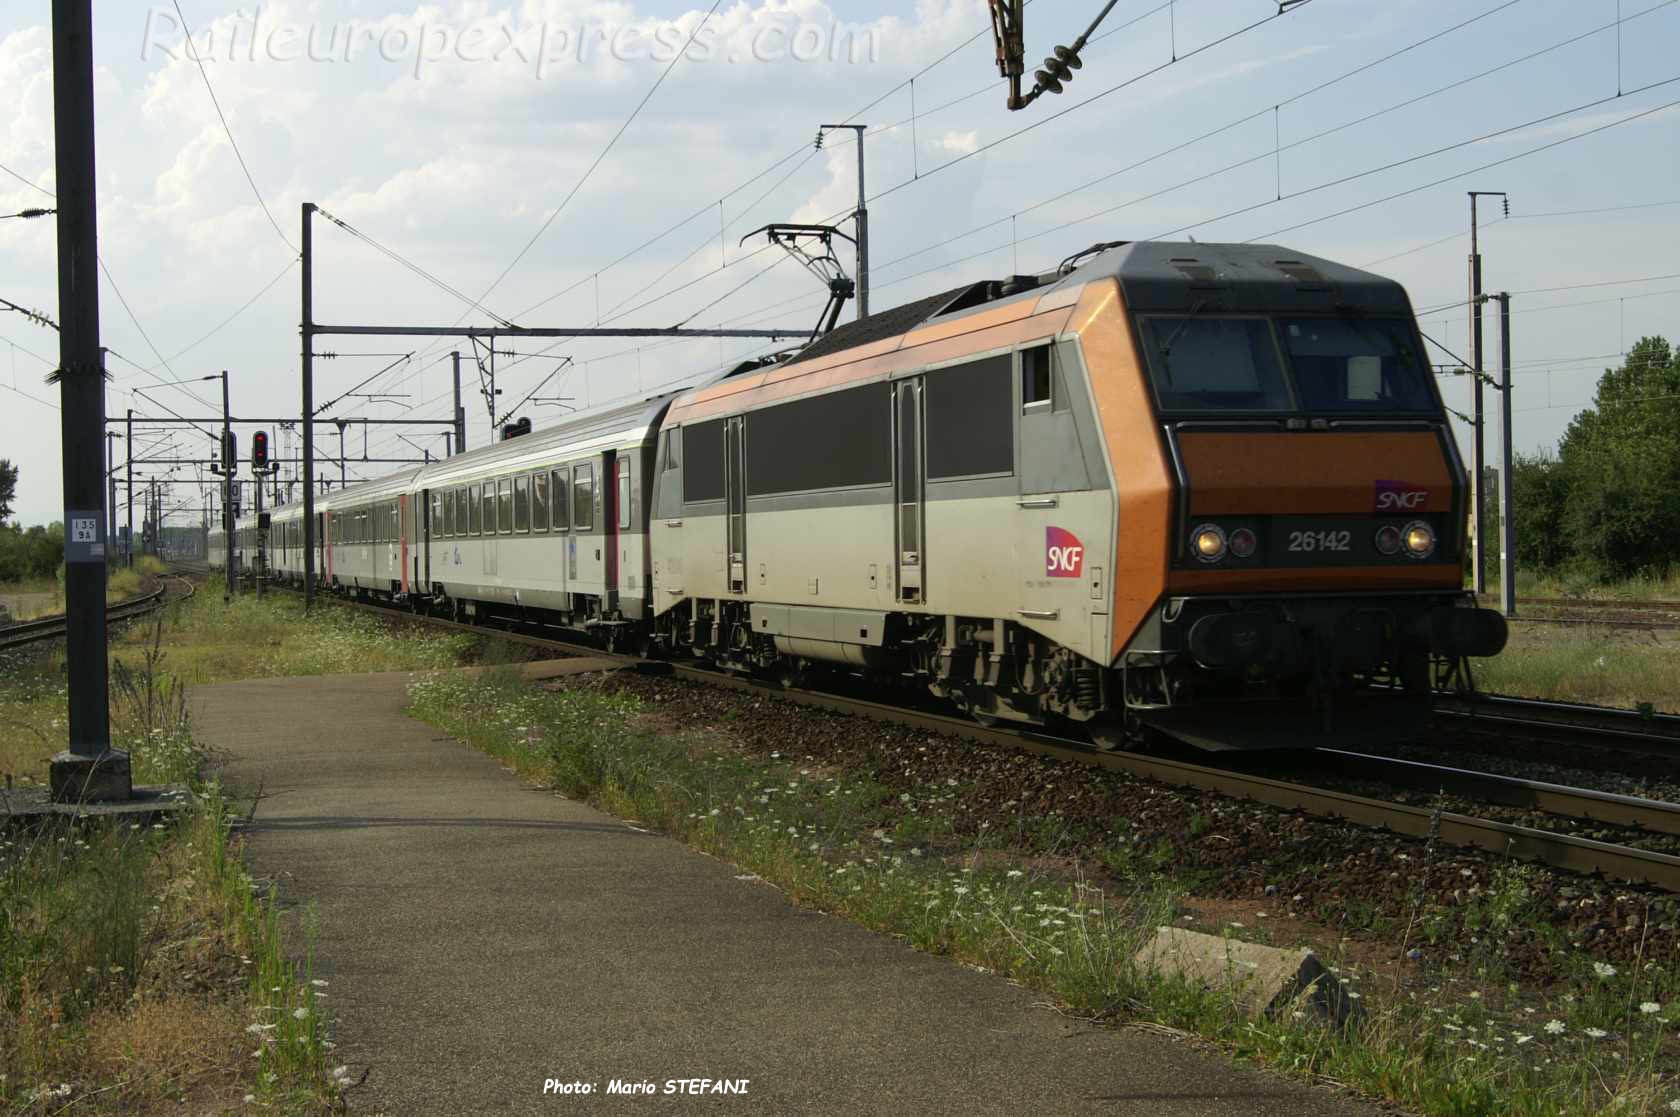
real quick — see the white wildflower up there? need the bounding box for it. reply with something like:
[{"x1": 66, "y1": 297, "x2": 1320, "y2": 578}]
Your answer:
[
  {"x1": 1641, "y1": 1002, "x2": 1662, "y2": 1015},
  {"x1": 293, "y1": 1007, "x2": 309, "y2": 1020},
  {"x1": 1585, "y1": 1027, "x2": 1609, "y2": 1039},
  {"x1": 1544, "y1": 1020, "x2": 1566, "y2": 1035},
  {"x1": 1593, "y1": 962, "x2": 1618, "y2": 979},
  {"x1": 1514, "y1": 1034, "x2": 1534, "y2": 1045}
]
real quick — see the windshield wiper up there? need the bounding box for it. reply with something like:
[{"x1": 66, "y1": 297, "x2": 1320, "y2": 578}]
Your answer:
[{"x1": 1157, "y1": 299, "x2": 1208, "y2": 387}]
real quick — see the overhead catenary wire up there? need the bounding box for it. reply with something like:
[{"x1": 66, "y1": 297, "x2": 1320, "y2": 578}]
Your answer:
[{"x1": 168, "y1": 0, "x2": 296, "y2": 255}]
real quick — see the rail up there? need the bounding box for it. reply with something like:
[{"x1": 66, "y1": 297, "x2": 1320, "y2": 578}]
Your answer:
[{"x1": 0, "y1": 587, "x2": 170, "y2": 652}]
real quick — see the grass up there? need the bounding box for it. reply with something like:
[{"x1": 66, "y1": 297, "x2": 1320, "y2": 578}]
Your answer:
[
  {"x1": 1471, "y1": 625, "x2": 1680, "y2": 713},
  {"x1": 1506, "y1": 567, "x2": 1680, "y2": 603},
  {"x1": 1, "y1": 589, "x2": 480, "y2": 784},
  {"x1": 409, "y1": 669, "x2": 1680, "y2": 1116},
  {"x1": 1, "y1": 619, "x2": 338, "y2": 1112},
  {"x1": 0, "y1": 557, "x2": 167, "y2": 621}
]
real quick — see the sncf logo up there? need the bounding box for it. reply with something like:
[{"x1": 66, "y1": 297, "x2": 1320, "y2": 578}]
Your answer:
[
  {"x1": 1374, "y1": 480, "x2": 1431, "y2": 513},
  {"x1": 1046, "y1": 526, "x2": 1084, "y2": 578}
]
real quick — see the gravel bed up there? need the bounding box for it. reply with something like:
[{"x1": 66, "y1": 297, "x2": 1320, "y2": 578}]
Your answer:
[{"x1": 553, "y1": 668, "x2": 1680, "y2": 984}]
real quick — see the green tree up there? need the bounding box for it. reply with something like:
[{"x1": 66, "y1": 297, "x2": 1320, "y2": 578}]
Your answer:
[
  {"x1": 1555, "y1": 336, "x2": 1680, "y2": 578},
  {"x1": 0, "y1": 459, "x2": 15, "y2": 524},
  {"x1": 1509, "y1": 453, "x2": 1570, "y2": 570}
]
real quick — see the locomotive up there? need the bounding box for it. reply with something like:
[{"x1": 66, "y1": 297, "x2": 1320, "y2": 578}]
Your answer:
[{"x1": 213, "y1": 240, "x2": 1507, "y2": 750}]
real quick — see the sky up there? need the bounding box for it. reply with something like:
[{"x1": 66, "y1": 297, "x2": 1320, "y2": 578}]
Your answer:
[{"x1": 2, "y1": 0, "x2": 1678, "y2": 529}]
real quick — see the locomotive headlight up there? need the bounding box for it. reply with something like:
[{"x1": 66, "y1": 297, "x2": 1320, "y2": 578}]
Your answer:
[
  {"x1": 1402, "y1": 520, "x2": 1436, "y2": 559},
  {"x1": 1191, "y1": 523, "x2": 1227, "y2": 563},
  {"x1": 1374, "y1": 524, "x2": 1402, "y2": 556},
  {"x1": 1228, "y1": 527, "x2": 1257, "y2": 558}
]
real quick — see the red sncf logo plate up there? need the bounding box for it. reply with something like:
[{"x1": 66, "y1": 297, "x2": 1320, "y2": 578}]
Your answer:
[
  {"x1": 1373, "y1": 479, "x2": 1431, "y2": 513},
  {"x1": 1046, "y1": 526, "x2": 1084, "y2": 578}
]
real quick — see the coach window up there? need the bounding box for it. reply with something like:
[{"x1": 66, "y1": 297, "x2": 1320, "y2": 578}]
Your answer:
[
  {"x1": 482, "y1": 481, "x2": 497, "y2": 534},
  {"x1": 617, "y1": 458, "x2": 632, "y2": 529},
  {"x1": 552, "y1": 469, "x2": 570, "y2": 531},
  {"x1": 430, "y1": 493, "x2": 441, "y2": 538},
  {"x1": 573, "y1": 464, "x2": 594, "y2": 530},
  {"x1": 498, "y1": 479, "x2": 513, "y2": 535},
  {"x1": 926, "y1": 354, "x2": 1014, "y2": 479},
  {"x1": 514, "y1": 475, "x2": 531, "y2": 533},
  {"x1": 443, "y1": 490, "x2": 455, "y2": 537},
  {"x1": 532, "y1": 471, "x2": 550, "y2": 532}
]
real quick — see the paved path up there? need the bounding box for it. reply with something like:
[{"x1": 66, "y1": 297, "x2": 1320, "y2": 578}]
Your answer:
[{"x1": 194, "y1": 665, "x2": 1383, "y2": 1116}]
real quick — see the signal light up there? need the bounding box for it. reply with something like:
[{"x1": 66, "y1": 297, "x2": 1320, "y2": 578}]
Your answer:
[
  {"x1": 252, "y1": 430, "x2": 269, "y2": 470},
  {"x1": 222, "y1": 430, "x2": 238, "y2": 471},
  {"x1": 501, "y1": 416, "x2": 532, "y2": 441},
  {"x1": 1035, "y1": 44, "x2": 1080, "y2": 94}
]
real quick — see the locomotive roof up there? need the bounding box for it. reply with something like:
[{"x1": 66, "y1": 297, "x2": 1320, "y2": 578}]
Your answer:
[
  {"x1": 778, "y1": 241, "x2": 1409, "y2": 374},
  {"x1": 1075, "y1": 240, "x2": 1413, "y2": 315}
]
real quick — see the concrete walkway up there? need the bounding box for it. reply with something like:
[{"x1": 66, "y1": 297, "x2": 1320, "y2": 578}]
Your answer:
[{"x1": 194, "y1": 666, "x2": 1382, "y2": 1116}]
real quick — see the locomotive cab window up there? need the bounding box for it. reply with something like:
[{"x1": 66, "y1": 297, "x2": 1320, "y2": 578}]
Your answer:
[
  {"x1": 1277, "y1": 318, "x2": 1434, "y2": 413},
  {"x1": 1138, "y1": 316, "x2": 1294, "y2": 413},
  {"x1": 661, "y1": 428, "x2": 680, "y2": 471}
]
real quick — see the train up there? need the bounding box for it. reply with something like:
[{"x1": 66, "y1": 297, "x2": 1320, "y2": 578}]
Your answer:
[{"x1": 209, "y1": 240, "x2": 1508, "y2": 751}]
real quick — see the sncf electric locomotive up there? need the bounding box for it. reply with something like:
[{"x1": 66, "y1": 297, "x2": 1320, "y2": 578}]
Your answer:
[{"x1": 212, "y1": 240, "x2": 1507, "y2": 750}]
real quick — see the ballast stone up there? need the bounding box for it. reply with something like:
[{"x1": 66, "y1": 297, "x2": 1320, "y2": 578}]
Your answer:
[{"x1": 1132, "y1": 926, "x2": 1363, "y2": 1029}]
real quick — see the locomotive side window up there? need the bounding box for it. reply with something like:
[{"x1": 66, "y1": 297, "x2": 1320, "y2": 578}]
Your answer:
[
  {"x1": 532, "y1": 472, "x2": 550, "y2": 532},
  {"x1": 682, "y1": 421, "x2": 725, "y2": 503},
  {"x1": 926, "y1": 355, "x2": 1014, "y2": 479},
  {"x1": 1277, "y1": 318, "x2": 1434, "y2": 413},
  {"x1": 1022, "y1": 345, "x2": 1052, "y2": 410},
  {"x1": 743, "y1": 382, "x2": 891, "y2": 495},
  {"x1": 661, "y1": 428, "x2": 680, "y2": 471},
  {"x1": 514, "y1": 475, "x2": 531, "y2": 533},
  {"x1": 617, "y1": 458, "x2": 632, "y2": 529},
  {"x1": 498, "y1": 479, "x2": 513, "y2": 535},
  {"x1": 1137, "y1": 317, "x2": 1292, "y2": 412},
  {"x1": 552, "y1": 468, "x2": 570, "y2": 531}
]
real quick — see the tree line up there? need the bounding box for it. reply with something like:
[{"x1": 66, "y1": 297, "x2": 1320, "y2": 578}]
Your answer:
[
  {"x1": 1508, "y1": 335, "x2": 1680, "y2": 581},
  {"x1": 0, "y1": 458, "x2": 67, "y2": 584}
]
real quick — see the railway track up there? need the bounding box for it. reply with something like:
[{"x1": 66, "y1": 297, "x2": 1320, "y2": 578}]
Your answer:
[
  {"x1": 229, "y1": 574, "x2": 1680, "y2": 894},
  {"x1": 1479, "y1": 595, "x2": 1680, "y2": 631},
  {"x1": 1435, "y1": 692, "x2": 1680, "y2": 758},
  {"x1": 0, "y1": 585, "x2": 175, "y2": 652}
]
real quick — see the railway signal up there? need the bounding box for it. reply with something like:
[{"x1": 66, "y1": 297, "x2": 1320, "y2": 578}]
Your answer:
[{"x1": 252, "y1": 429, "x2": 269, "y2": 470}]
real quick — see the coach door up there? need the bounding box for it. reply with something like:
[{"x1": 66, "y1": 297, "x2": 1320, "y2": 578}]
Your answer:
[
  {"x1": 724, "y1": 416, "x2": 746, "y2": 594},
  {"x1": 893, "y1": 377, "x2": 925, "y2": 604}
]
